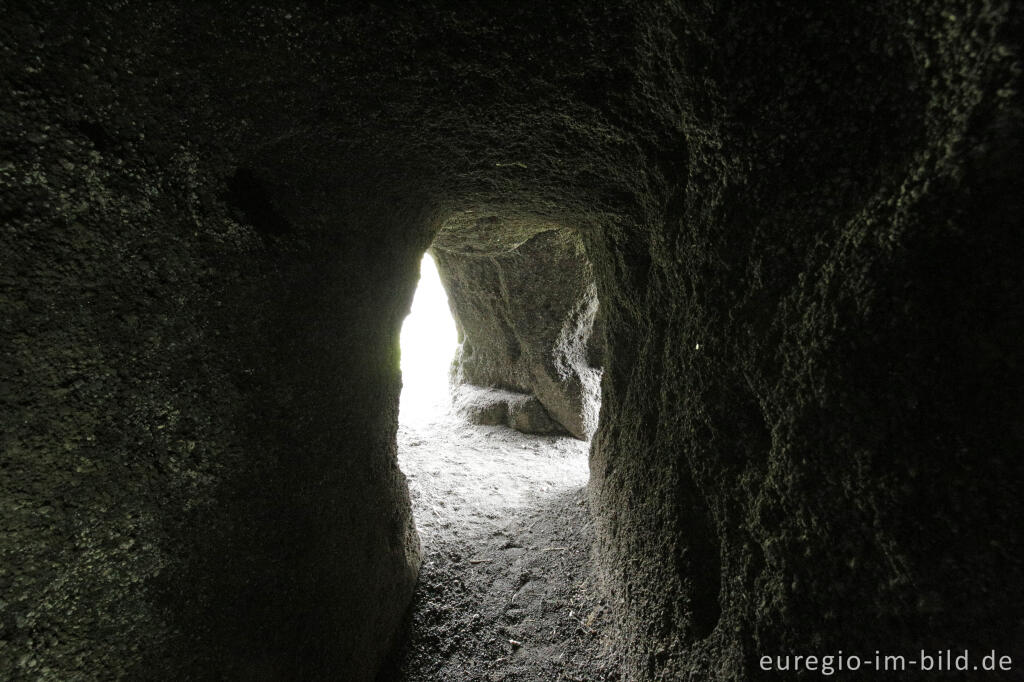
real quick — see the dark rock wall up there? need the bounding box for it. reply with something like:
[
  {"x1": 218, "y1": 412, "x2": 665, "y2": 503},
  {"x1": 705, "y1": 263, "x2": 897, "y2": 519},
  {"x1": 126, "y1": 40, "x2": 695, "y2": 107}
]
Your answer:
[
  {"x1": 1, "y1": 2, "x2": 1021, "y2": 680},
  {"x1": 1, "y1": 6, "x2": 430, "y2": 679},
  {"x1": 433, "y1": 226, "x2": 601, "y2": 439},
  {"x1": 587, "y1": 2, "x2": 1024, "y2": 678}
]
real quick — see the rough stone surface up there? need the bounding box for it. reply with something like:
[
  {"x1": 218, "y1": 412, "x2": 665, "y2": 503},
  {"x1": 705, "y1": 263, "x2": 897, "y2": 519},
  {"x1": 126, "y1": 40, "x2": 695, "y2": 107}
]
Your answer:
[
  {"x1": 452, "y1": 385, "x2": 566, "y2": 437},
  {"x1": 2, "y1": 2, "x2": 1022, "y2": 680},
  {"x1": 435, "y1": 228, "x2": 602, "y2": 440},
  {"x1": 1, "y1": 7, "x2": 428, "y2": 679}
]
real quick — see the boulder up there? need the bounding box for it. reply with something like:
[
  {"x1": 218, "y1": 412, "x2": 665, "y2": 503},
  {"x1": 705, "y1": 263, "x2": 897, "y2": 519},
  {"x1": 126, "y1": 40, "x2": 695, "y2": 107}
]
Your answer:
[
  {"x1": 434, "y1": 226, "x2": 602, "y2": 440},
  {"x1": 453, "y1": 384, "x2": 565, "y2": 436}
]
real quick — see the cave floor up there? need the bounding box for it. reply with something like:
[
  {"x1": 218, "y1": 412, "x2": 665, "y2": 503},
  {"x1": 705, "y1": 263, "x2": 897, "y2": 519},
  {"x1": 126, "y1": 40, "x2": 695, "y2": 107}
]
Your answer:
[{"x1": 380, "y1": 410, "x2": 619, "y2": 681}]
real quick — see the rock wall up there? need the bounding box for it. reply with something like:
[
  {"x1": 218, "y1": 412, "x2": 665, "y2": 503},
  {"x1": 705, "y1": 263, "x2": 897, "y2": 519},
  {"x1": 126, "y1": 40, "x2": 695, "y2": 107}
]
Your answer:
[
  {"x1": 586, "y1": 2, "x2": 1024, "y2": 678},
  {"x1": 433, "y1": 224, "x2": 601, "y2": 439},
  {"x1": 0, "y1": 7, "x2": 428, "y2": 679},
  {"x1": 1, "y1": 2, "x2": 1022, "y2": 681}
]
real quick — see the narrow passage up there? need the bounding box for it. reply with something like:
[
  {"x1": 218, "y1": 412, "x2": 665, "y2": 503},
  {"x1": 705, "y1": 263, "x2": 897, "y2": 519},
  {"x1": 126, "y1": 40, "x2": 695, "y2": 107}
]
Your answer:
[{"x1": 382, "y1": 254, "x2": 618, "y2": 680}]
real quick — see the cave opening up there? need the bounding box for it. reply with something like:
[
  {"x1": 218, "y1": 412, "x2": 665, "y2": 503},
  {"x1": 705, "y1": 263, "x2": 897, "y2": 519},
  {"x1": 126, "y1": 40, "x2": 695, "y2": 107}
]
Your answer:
[
  {"x1": 398, "y1": 252, "x2": 458, "y2": 427},
  {"x1": 394, "y1": 239, "x2": 596, "y2": 531},
  {"x1": 388, "y1": 232, "x2": 607, "y2": 679}
]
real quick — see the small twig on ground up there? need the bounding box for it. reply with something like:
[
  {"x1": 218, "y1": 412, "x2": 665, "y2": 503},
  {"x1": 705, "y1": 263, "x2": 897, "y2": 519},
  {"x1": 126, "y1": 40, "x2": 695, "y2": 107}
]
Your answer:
[
  {"x1": 469, "y1": 558, "x2": 492, "y2": 564},
  {"x1": 542, "y1": 546, "x2": 568, "y2": 552}
]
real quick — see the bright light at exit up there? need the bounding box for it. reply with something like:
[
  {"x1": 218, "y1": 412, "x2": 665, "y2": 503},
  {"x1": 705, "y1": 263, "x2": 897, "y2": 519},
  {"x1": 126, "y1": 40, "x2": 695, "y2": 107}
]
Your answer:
[{"x1": 400, "y1": 253, "x2": 458, "y2": 425}]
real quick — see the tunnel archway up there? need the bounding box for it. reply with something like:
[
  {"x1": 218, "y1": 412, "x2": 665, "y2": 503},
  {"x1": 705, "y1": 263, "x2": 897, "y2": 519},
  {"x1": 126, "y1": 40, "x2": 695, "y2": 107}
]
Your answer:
[{"x1": 387, "y1": 219, "x2": 609, "y2": 678}]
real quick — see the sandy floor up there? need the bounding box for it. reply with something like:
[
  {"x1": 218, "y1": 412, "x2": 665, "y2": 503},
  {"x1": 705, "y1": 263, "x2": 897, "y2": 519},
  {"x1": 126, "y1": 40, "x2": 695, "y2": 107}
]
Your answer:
[{"x1": 380, "y1": 408, "x2": 619, "y2": 681}]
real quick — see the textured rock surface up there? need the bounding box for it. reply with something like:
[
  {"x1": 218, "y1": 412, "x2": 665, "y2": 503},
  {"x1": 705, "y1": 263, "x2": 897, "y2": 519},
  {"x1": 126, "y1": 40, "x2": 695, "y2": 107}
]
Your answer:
[
  {"x1": 0, "y1": 139, "x2": 423, "y2": 679},
  {"x1": 435, "y1": 226, "x2": 602, "y2": 439},
  {"x1": 1, "y1": 2, "x2": 1022, "y2": 680},
  {"x1": 452, "y1": 385, "x2": 566, "y2": 436},
  {"x1": 0, "y1": 7, "x2": 429, "y2": 678},
  {"x1": 581, "y1": 4, "x2": 1024, "y2": 678}
]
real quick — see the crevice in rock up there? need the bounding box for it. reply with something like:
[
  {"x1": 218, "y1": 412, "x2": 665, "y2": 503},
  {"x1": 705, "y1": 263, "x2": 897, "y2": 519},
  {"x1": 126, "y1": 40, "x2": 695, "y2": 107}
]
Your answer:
[
  {"x1": 222, "y1": 168, "x2": 292, "y2": 236},
  {"x1": 677, "y1": 475, "x2": 722, "y2": 641},
  {"x1": 72, "y1": 119, "x2": 116, "y2": 152}
]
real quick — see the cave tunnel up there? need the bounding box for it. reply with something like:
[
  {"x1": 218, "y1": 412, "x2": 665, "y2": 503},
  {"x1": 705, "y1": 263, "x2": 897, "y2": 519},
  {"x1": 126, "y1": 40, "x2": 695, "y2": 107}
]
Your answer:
[
  {"x1": 2, "y1": 3, "x2": 1022, "y2": 681},
  {"x1": 392, "y1": 226, "x2": 602, "y2": 679}
]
